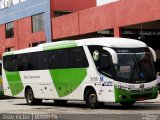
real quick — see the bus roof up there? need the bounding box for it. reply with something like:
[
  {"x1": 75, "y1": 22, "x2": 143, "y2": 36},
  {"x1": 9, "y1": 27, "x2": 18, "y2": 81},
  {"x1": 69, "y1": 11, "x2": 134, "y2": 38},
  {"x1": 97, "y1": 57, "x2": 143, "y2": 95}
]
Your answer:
[
  {"x1": 3, "y1": 37, "x2": 147, "y2": 56},
  {"x1": 83, "y1": 37, "x2": 147, "y2": 48}
]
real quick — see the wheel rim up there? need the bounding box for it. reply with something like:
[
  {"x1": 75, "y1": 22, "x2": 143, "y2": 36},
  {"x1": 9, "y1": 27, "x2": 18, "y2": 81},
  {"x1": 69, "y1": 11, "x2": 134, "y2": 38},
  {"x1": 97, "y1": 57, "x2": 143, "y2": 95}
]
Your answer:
[
  {"x1": 89, "y1": 93, "x2": 97, "y2": 106},
  {"x1": 27, "y1": 91, "x2": 33, "y2": 103}
]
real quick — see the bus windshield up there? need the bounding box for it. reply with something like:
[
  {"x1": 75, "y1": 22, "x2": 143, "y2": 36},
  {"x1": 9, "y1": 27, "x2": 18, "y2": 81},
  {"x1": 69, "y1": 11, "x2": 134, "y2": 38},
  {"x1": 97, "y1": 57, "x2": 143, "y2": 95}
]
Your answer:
[{"x1": 114, "y1": 48, "x2": 156, "y2": 83}]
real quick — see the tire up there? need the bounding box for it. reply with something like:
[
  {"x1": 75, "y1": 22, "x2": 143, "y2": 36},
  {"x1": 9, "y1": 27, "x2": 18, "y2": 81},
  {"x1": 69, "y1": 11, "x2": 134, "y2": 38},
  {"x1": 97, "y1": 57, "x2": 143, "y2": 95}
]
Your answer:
[
  {"x1": 85, "y1": 89, "x2": 99, "y2": 109},
  {"x1": 120, "y1": 101, "x2": 135, "y2": 107},
  {"x1": 26, "y1": 89, "x2": 42, "y2": 105},
  {"x1": 54, "y1": 100, "x2": 67, "y2": 106}
]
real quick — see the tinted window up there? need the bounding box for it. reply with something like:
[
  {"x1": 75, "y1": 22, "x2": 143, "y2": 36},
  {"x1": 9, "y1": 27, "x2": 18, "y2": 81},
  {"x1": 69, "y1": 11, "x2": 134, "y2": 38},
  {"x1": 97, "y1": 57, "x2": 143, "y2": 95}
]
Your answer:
[
  {"x1": 32, "y1": 13, "x2": 45, "y2": 33},
  {"x1": 5, "y1": 22, "x2": 14, "y2": 39},
  {"x1": 88, "y1": 46, "x2": 113, "y2": 77},
  {"x1": 3, "y1": 55, "x2": 18, "y2": 71},
  {"x1": 70, "y1": 47, "x2": 88, "y2": 68},
  {"x1": 3, "y1": 47, "x2": 89, "y2": 71}
]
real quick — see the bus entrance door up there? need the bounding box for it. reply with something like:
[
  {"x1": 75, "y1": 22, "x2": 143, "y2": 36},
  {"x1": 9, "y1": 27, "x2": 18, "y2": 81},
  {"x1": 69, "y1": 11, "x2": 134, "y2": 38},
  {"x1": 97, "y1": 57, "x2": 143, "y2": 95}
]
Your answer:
[{"x1": 101, "y1": 76, "x2": 115, "y2": 102}]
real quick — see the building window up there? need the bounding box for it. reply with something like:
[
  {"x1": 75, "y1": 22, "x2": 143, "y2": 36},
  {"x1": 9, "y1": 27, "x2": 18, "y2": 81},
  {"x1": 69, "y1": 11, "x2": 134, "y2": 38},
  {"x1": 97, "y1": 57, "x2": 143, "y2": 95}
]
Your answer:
[
  {"x1": 54, "y1": 11, "x2": 72, "y2": 17},
  {"x1": 32, "y1": 13, "x2": 45, "y2": 33},
  {"x1": 32, "y1": 41, "x2": 45, "y2": 47},
  {"x1": 5, "y1": 47, "x2": 14, "y2": 52},
  {"x1": 5, "y1": 22, "x2": 14, "y2": 39}
]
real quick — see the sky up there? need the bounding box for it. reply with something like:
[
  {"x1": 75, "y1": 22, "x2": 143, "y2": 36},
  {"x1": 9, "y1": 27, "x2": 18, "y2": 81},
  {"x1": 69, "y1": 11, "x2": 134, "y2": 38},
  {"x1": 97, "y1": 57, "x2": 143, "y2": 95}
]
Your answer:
[
  {"x1": 0, "y1": 0, "x2": 26, "y2": 9},
  {"x1": 96, "y1": 0, "x2": 119, "y2": 6},
  {"x1": 0, "y1": 0, "x2": 119, "y2": 9}
]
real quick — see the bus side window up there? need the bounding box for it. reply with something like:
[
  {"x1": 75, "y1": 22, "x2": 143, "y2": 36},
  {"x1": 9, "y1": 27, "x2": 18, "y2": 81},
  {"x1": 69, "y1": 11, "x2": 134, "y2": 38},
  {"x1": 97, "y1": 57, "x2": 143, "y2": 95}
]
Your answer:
[
  {"x1": 18, "y1": 55, "x2": 25, "y2": 71},
  {"x1": 100, "y1": 53, "x2": 112, "y2": 77},
  {"x1": 69, "y1": 47, "x2": 88, "y2": 68},
  {"x1": 25, "y1": 53, "x2": 32, "y2": 70},
  {"x1": 88, "y1": 46, "x2": 113, "y2": 78},
  {"x1": 72, "y1": 48, "x2": 81, "y2": 67},
  {"x1": 3, "y1": 55, "x2": 18, "y2": 71},
  {"x1": 55, "y1": 49, "x2": 69, "y2": 69},
  {"x1": 48, "y1": 51, "x2": 56, "y2": 69}
]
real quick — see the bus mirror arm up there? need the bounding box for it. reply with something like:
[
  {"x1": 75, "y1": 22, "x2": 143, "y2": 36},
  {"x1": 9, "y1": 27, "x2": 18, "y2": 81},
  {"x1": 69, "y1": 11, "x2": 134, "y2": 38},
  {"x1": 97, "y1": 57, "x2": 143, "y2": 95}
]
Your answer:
[
  {"x1": 148, "y1": 47, "x2": 156, "y2": 62},
  {"x1": 103, "y1": 47, "x2": 118, "y2": 64}
]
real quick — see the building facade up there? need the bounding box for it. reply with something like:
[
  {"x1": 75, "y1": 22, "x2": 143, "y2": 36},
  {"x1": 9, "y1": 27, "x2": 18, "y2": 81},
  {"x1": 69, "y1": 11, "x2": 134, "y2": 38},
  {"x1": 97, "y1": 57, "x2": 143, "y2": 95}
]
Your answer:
[{"x1": 0, "y1": 0, "x2": 160, "y2": 71}]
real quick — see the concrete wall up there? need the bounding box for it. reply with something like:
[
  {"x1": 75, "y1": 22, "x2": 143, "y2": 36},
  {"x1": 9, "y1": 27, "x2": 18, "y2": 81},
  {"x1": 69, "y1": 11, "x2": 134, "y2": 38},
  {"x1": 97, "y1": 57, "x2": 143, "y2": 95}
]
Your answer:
[
  {"x1": 0, "y1": 0, "x2": 52, "y2": 57},
  {"x1": 52, "y1": 0, "x2": 160, "y2": 39},
  {"x1": 1, "y1": 0, "x2": 160, "y2": 57},
  {"x1": 0, "y1": 16, "x2": 46, "y2": 56},
  {"x1": 52, "y1": 0, "x2": 96, "y2": 12}
]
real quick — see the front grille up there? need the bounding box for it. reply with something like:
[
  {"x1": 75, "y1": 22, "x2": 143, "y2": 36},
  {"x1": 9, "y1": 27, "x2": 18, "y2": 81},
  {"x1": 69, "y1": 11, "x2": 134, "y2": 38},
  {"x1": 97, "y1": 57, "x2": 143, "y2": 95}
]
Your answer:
[{"x1": 129, "y1": 88, "x2": 153, "y2": 93}]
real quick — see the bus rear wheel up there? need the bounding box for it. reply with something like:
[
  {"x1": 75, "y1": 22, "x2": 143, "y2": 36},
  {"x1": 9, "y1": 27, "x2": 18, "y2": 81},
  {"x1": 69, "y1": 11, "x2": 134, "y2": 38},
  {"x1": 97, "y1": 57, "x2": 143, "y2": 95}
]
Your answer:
[
  {"x1": 85, "y1": 89, "x2": 99, "y2": 108},
  {"x1": 26, "y1": 89, "x2": 42, "y2": 105}
]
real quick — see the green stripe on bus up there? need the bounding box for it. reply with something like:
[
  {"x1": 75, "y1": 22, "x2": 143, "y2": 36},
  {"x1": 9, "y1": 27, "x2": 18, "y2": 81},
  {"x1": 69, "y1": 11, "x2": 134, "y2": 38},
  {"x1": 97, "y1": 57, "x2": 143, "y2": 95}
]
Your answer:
[
  {"x1": 43, "y1": 42, "x2": 77, "y2": 51},
  {"x1": 49, "y1": 68, "x2": 87, "y2": 97},
  {"x1": 5, "y1": 71, "x2": 24, "y2": 96}
]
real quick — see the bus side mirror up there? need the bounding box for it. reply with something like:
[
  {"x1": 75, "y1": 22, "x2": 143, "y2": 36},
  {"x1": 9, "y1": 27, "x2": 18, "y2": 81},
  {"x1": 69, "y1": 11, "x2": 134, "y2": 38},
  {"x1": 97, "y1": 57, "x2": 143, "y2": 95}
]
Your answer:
[
  {"x1": 103, "y1": 47, "x2": 118, "y2": 64},
  {"x1": 148, "y1": 47, "x2": 156, "y2": 62}
]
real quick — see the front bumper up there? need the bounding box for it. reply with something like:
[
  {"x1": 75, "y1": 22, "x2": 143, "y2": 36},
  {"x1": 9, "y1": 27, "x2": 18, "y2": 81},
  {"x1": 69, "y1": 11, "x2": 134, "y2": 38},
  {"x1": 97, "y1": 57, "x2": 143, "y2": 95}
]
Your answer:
[{"x1": 114, "y1": 86, "x2": 158, "y2": 103}]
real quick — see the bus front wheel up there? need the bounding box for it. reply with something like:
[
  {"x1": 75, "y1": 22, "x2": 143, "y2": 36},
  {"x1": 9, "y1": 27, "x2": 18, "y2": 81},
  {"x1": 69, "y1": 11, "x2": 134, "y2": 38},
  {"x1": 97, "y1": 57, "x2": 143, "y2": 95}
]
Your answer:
[
  {"x1": 26, "y1": 89, "x2": 42, "y2": 105},
  {"x1": 85, "y1": 89, "x2": 99, "y2": 108}
]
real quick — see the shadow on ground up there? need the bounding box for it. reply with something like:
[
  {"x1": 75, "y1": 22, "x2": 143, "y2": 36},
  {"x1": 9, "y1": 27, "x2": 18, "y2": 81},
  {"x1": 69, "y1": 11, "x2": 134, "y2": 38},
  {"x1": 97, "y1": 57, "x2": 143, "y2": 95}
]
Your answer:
[
  {"x1": 0, "y1": 96, "x2": 17, "y2": 100},
  {"x1": 14, "y1": 101, "x2": 160, "y2": 111}
]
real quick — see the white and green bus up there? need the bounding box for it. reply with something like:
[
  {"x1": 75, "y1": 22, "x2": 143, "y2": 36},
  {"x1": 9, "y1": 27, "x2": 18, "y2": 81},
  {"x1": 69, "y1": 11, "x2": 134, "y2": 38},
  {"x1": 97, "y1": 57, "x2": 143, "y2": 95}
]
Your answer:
[{"x1": 2, "y1": 37, "x2": 158, "y2": 108}]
